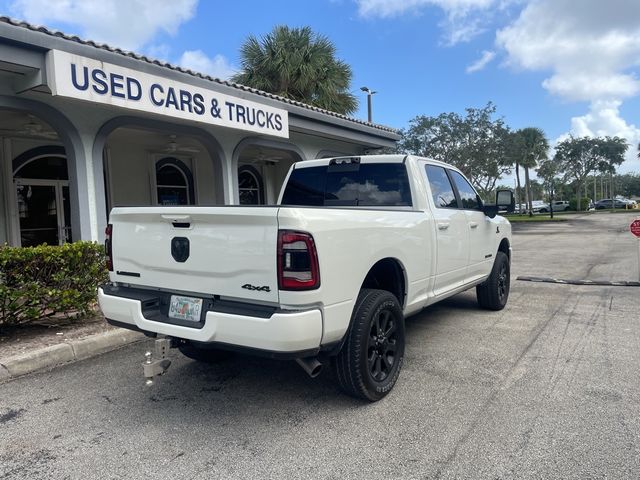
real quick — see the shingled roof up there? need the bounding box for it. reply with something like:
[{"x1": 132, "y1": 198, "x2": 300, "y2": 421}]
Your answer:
[{"x1": 0, "y1": 16, "x2": 398, "y2": 135}]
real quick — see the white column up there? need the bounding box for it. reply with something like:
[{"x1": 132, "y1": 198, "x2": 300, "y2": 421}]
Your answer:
[{"x1": 68, "y1": 125, "x2": 106, "y2": 242}]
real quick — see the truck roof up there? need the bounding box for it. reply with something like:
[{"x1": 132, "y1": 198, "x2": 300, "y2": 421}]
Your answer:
[{"x1": 292, "y1": 154, "x2": 459, "y2": 171}]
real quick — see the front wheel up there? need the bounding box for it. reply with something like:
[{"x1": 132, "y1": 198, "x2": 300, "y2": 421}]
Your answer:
[
  {"x1": 476, "y1": 251, "x2": 510, "y2": 310},
  {"x1": 333, "y1": 289, "x2": 405, "y2": 402}
]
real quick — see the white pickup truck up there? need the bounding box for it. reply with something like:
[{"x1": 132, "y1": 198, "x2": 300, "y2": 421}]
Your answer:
[{"x1": 99, "y1": 154, "x2": 514, "y2": 401}]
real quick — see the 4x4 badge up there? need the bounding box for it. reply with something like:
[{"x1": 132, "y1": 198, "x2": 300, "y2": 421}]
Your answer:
[{"x1": 242, "y1": 284, "x2": 271, "y2": 293}]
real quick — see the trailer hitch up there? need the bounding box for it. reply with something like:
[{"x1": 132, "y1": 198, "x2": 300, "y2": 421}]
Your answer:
[{"x1": 143, "y1": 337, "x2": 174, "y2": 386}]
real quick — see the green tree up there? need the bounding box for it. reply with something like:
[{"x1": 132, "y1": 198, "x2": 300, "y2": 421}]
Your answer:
[
  {"x1": 554, "y1": 136, "x2": 628, "y2": 210},
  {"x1": 232, "y1": 25, "x2": 358, "y2": 115},
  {"x1": 512, "y1": 128, "x2": 549, "y2": 216},
  {"x1": 615, "y1": 173, "x2": 640, "y2": 197},
  {"x1": 398, "y1": 102, "x2": 512, "y2": 199},
  {"x1": 537, "y1": 159, "x2": 561, "y2": 217}
]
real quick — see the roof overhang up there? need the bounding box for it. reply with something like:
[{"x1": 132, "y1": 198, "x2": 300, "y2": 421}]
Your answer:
[{"x1": 0, "y1": 18, "x2": 400, "y2": 147}]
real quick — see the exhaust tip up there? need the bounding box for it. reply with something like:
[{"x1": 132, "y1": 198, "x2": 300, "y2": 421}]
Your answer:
[{"x1": 296, "y1": 357, "x2": 323, "y2": 378}]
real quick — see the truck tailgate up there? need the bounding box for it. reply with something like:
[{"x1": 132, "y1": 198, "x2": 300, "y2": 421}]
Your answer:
[{"x1": 109, "y1": 207, "x2": 280, "y2": 303}]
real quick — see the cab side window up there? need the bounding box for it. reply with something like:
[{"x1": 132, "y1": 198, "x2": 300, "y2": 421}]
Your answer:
[
  {"x1": 425, "y1": 165, "x2": 458, "y2": 208},
  {"x1": 449, "y1": 170, "x2": 481, "y2": 210}
]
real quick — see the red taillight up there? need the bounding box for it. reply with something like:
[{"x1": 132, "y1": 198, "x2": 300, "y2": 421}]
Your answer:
[
  {"x1": 277, "y1": 230, "x2": 320, "y2": 290},
  {"x1": 105, "y1": 224, "x2": 113, "y2": 272}
]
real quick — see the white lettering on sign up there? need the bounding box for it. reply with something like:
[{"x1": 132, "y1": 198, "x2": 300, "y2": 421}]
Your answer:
[{"x1": 46, "y1": 50, "x2": 289, "y2": 138}]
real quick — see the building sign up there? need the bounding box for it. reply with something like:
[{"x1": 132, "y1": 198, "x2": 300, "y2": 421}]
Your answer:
[{"x1": 46, "y1": 50, "x2": 289, "y2": 138}]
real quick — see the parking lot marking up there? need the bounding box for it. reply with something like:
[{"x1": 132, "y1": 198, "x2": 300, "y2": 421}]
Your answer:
[{"x1": 516, "y1": 276, "x2": 640, "y2": 287}]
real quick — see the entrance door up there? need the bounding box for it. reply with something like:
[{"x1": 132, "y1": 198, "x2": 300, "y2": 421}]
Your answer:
[{"x1": 14, "y1": 179, "x2": 71, "y2": 247}]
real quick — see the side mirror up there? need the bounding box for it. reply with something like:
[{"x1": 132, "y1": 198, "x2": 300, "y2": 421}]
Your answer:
[{"x1": 496, "y1": 189, "x2": 515, "y2": 213}]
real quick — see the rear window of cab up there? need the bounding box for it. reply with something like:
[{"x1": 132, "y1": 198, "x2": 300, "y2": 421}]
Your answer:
[{"x1": 281, "y1": 162, "x2": 412, "y2": 207}]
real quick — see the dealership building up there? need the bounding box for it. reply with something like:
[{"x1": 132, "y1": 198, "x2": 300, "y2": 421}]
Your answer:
[{"x1": 0, "y1": 17, "x2": 398, "y2": 247}]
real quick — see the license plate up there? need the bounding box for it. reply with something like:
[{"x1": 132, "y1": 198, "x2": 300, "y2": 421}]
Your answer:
[{"x1": 168, "y1": 295, "x2": 203, "y2": 322}]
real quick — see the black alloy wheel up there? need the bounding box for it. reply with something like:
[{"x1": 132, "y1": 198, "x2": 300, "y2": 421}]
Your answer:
[
  {"x1": 476, "y1": 251, "x2": 510, "y2": 311},
  {"x1": 366, "y1": 308, "x2": 399, "y2": 382},
  {"x1": 497, "y1": 260, "x2": 509, "y2": 304},
  {"x1": 333, "y1": 289, "x2": 405, "y2": 402}
]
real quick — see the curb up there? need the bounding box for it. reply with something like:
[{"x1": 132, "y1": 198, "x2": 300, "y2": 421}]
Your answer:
[{"x1": 0, "y1": 329, "x2": 146, "y2": 381}]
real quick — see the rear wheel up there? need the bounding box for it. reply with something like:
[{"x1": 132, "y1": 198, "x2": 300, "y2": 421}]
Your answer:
[
  {"x1": 333, "y1": 289, "x2": 405, "y2": 402},
  {"x1": 178, "y1": 343, "x2": 234, "y2": 363},
  {"x1": 476, "y1": 251, "x2": 510, "y2": 311}
]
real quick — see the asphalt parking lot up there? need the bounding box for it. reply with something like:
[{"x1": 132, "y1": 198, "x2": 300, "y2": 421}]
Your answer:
[{"x1": 1, "y1": 212, "x2": 639, "y2": 479}]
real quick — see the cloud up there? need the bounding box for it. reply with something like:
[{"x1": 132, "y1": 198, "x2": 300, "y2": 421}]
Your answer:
[
  {"x1": 466, "y1": 50, "x2": 496, "y2": 73},
  {"x1": 9, "y1": 0, "x2": 198, "y2": 50},
  {"x1": 354, "y1": 0, "x2": 505, "y2": 44},
  {"x1": 496, "y1": 0, "x2": 640, "y2": 102},
  {"x1": 178, "y1": 50, "x2": 236, "y2": 80},
  {"x1": 562, "y1": 100, "x2": 640, "y2": 173},
  {"x1": 355, "y1": 0, "x2": 495, "y2": 18},
  {"x1": 496, "y1": 0, "x2": 640, "y2": 172}
]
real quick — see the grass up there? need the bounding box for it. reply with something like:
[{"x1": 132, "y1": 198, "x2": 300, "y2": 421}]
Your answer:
[
  {"x1": 504, "y1": 214, "x2": 569, "y2": 222},
  {"x1": 506, "y1": 208, "x2": 639, "y2": 222}
]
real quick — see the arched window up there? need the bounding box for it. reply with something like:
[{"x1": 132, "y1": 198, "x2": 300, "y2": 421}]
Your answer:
[
  {"x1": 13, "y1": 146, "x2": 68, "y2": 179},
  {"x1": 238, "y1": 165, "x2": 264, "y2": 205},
  {"x1": 155, "y1": 157, "x2": 195, "y2": 205}
]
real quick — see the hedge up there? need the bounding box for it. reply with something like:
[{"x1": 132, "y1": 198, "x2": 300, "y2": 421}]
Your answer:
[
  {"x1": 0, "y1": 242, "x2": 108, "y2": 330},
  {"x1": 569, "y1": 197, "x2": 591, "y2": 211}
]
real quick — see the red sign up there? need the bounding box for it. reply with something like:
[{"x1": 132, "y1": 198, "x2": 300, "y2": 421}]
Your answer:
[{"x1": 631, "y1": 219, "x2": 640, "y2": 238}]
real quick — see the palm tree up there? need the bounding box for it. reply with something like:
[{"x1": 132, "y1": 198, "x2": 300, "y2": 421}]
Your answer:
[
  {"x1": 516, "y1": 128, "x2": 549, "y2": 216},
  {"x1": 232, "y1": 26, "x2": 358, "y2": 115},
  {"x1": 506, "y1": 131, "x2": 525, "y2": 212}
]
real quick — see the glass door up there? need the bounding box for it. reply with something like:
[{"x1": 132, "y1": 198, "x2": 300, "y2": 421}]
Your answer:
[{"x1": 14, "y1": 180, "x2": 71, "y2": 247}]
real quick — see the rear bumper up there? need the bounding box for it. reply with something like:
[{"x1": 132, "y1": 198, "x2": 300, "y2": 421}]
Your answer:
[{"x1": 98, "y1": 287, "x2": 323, "y2": 353}]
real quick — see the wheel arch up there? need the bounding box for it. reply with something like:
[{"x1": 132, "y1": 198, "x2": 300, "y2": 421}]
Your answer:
[
  {"x1": 498, "y1": 237, "x2": 511, "y2": 262},
  {"x1": 359, "y1": 257, "x2": 407, "y2": 309}
]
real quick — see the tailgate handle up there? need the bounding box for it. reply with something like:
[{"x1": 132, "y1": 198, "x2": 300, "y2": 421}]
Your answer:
[
  {"x1": 172, "y1": 222, "x2": 191, "y2": 229},
  {"x1": 161, "y1": 214, "x2": 192, "y2": 229}
]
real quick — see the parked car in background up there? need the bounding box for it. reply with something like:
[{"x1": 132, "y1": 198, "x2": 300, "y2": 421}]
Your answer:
[
  {"x1": 595, "y1": 198, "x2": 627, "y2": 209},
  {"x1": 619, "y1": 198, "x2": 638, "y2": 209},
  {"x1": 531, "y1": 200, "x2": 549, "y2": 213},
  {"x1": 539, "y1": 200, "x2": 570, "y2": 213}
]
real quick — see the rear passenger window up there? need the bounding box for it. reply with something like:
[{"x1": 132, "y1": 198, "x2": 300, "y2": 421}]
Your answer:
[
  {"x1": 449, "y1": 170, "x2": 481, "y2": 210},
  {"x1": 280, "y1": 166, "x2": 325, "y2": 206},
  {"x1": 425, "y1": 165, "x2": 457, "y2": 208},
  {"x1": 281, "y1": 163, "x2": 412, "y2": 207}
]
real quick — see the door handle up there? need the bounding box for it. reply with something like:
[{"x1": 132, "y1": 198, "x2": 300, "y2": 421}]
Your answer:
[
  {"x1": 437, "y1": 222, "x2": 450, "y2": 230},
  {"x1": 470, "y1": 222, "x2": 479, "y2": 229}
]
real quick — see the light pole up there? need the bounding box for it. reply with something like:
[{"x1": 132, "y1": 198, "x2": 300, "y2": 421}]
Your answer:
[{"x1": 360, "y1": 86, "x2": 377, "y2": 123}]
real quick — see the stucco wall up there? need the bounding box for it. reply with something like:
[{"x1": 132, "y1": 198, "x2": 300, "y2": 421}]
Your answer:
[{"x1": 106, "y1": 140, "x2": 219, "y2": 207}]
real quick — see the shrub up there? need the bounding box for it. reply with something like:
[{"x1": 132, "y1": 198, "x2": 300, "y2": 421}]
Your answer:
[
  {"x1": 569, "y1": 197, "x2": 591, "y2": 211},
  {"x1": 0, "y1": 242, "x2": 108, "y2": 330}
]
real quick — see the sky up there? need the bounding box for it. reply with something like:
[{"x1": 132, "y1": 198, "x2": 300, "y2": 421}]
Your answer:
[{"x1": 1, "y1": 0, "x2": 639, "y2": 175}]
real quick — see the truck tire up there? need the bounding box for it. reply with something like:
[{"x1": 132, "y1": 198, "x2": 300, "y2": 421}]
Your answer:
[
  {"x1": 178, "y1": 343, "x2": 233, "y2": 363},
  {"x1": 476, "y1": 251, "x2": 510, "y2": 310},
  {"x1": 333, "y1": 289, "x2": 405, "y2": 402}
]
